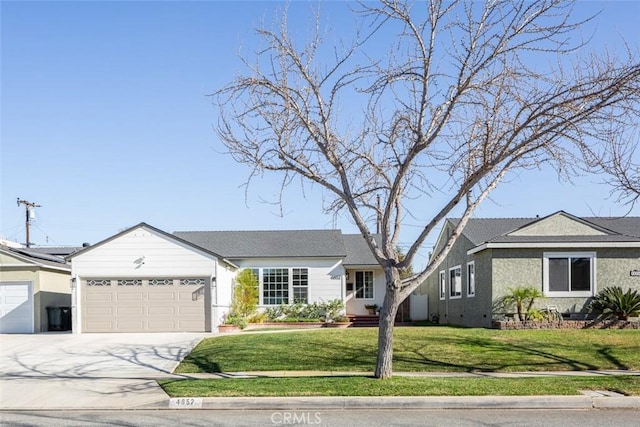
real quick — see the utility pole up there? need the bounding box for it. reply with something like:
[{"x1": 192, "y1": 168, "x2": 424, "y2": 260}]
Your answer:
[{"x1": 17, "y1": 198, "x2": 41, "y2": 248}]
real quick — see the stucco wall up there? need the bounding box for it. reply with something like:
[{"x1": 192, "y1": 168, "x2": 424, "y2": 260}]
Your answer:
[
  {"x1": 35, "y1": 269, "x2": 72, "y2": 332},
  {"x1": 1, "y1": 262, "x2": 71, "y2": 332},
  {"x1": 490, "y1": 247, "x2": 640, "y2": 319},
  {"x1": 510, "y1": 214, "x2": 606, "y2": 236},
  {"x1": 417, "y1": 222, "x2": 493, "y2": 327}
]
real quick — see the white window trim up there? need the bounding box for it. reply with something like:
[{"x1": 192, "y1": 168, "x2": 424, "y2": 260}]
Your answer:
[
  {"x1": 439, "y1": 270, "x2": 446, "y2": 301},
  {"x1": 542, "y1": 251, "x2": 597, "y2": 297},
  {"x1": 449, "y1": 265, "x2": 462, "y2": 300},
  {"x1": 467, "y1": 261, "x2": 475, "y2": 298}
]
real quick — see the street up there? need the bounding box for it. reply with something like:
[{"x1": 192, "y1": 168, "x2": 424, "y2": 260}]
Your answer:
[{"x1": 1, "y1": 409, "x2": 639, "y2": 426}]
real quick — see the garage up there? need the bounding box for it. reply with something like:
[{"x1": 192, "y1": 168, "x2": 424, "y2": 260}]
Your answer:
[
  {"x1": 81, "y1": 278, "x2": 208, "y2": 333},
  {"x1": 0, "y1": 282, "x2": 34, "y2": 334},
  {"x1": 68, "y1": 223, "x2": 235, "y2": 333}
]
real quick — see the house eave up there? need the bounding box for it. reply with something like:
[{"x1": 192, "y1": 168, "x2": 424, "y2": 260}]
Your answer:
[{"x1": 467, "y1": 241, "x2": 640, "y2": 255}]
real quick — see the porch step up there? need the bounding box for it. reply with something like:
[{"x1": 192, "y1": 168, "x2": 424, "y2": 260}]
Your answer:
[
  {"x1": 347, "y1": 315, "x2": 419, "y2": 327},
  {"x1": 348, "y1": 315, "x2": 379, "y2": 327}
]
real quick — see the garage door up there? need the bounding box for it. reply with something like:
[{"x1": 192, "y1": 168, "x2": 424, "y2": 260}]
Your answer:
[
  {"x1": 82, "y1": 278, "x2": 207, "y2": 332},
  {"x1": 0, "y1": 282, "x2": 34, "y2": 334}
]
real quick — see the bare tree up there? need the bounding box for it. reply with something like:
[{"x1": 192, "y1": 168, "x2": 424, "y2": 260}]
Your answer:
[{"x1": 213, "y1": 0, "x2": 640, "y2": 379}]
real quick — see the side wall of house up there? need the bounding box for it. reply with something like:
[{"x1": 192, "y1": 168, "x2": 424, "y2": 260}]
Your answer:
[
  {"x1": 36, "y1": 269, "x2": 72, "y2": 332},
  {"x1": 417, "y1": 223, "x2": 494, "y2": 327}
]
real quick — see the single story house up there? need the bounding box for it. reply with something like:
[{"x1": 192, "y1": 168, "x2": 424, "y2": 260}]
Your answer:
[
  {"x1": 68, "y1": 223, "x2": 392, "y2": 333},
  {"x1": 418, "y1": 211, "x2": 640, "y2": 327},
  {"x1": 0, "y1": 245, "x2": 73, "y2": 333}
]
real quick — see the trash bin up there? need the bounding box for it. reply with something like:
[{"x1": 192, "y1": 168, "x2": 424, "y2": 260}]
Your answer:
[
  {"x1": 46, "y1": 306, "x2": 62, "y2": 331},
  {"x1": 60, "y1": 307, "x2": 71, "y2": 331}
]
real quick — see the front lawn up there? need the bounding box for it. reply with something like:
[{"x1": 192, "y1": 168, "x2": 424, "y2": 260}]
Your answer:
[{"x1": 176, "y1": 327, "x2": 640, "y2": 373}]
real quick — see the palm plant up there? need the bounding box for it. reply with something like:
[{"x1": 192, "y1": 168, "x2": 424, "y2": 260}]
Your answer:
[
  {"x1": 590, "y1": 286, "x2": 640, "y2": 320},
  {"x1": 501, "y1": 286, "x2": 544, "y2": 321}
]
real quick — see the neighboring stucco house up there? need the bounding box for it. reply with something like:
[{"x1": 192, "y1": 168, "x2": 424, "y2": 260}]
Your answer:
[
  {"x1": 0, "y1": 245, "x2": 73, "y2": 333},
  {"x1": 418, "y1": 211, "x2": 640, "y2": 328},
  {"x1": 68, "y1": 224, "x2": 388, "y2": 333}
]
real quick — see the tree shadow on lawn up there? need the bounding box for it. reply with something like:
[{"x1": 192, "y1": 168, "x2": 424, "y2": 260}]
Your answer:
[
  {"x1": 180, "y1": 335, "x2": 378, "y2": 373},
  {"x1": 393, "y1": 336, "x2": 604, "y2": 372},
  {"x1": 180, "y1": 331, "x2": 634, "y2": 374}
]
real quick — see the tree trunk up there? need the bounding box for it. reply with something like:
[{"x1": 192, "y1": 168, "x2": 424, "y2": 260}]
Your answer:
[{"x1": 374, "y1": 283, "x2": 401, "y2": 379}]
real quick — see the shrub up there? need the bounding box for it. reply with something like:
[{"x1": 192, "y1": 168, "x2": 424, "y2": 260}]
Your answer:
[
  {"x1": 590, "y1": 286, "x2": 640, "y2": 320},
  {"x1": 263, "y1": 300, "x2": 345, "y2": 322},
  {"x1": 224, "y1": 314, "x2": 247, "y2": 329}
]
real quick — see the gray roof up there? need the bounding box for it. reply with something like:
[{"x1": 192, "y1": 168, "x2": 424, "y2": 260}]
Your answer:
[
  {"x1": 174, "y1": 229, "x2": 347, "y2": 259},
  {"x1": 450, "y1": 213, "x2": 640, "y2": 246},
  {"x1": 342, "y1": 234, "x2": 380, "y2": 266},
  {"x1": 449, "y1": 218, "x2": 532, "y2": 246}
]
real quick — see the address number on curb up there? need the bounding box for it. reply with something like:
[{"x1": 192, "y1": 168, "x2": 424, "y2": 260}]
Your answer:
[{"x1": 169, "y1": 398, "x2": 203, "y2": 408}]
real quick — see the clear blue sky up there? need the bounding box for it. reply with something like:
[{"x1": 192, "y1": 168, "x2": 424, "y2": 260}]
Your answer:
[{"x1": 1, "y1": 0, "x2": 638, "y2": 269}]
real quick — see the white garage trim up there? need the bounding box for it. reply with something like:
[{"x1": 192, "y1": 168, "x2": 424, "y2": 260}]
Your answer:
[{"x1": 0, "y1": 281, "x2": 34, "y2": 334}]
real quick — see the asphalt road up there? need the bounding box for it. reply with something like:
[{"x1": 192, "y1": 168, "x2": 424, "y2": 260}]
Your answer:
[{"x1": 2, "y1": 409, "x2": 639, "y2": 426}]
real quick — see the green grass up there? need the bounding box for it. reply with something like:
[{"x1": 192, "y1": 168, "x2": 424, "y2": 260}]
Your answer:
[
  {"x1": 176, "y1": 327, "x2": 640, "y2": 374},
  {"x1": 159, "y1": 375, "x2": 640, "y2": 397}
]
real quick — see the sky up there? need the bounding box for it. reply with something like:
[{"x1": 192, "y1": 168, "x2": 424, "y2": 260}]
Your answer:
[{"x1": 1, "y1": 0, "x2": 639, "y2": 269}]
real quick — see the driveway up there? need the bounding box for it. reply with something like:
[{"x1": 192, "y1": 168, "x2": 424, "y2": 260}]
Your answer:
[{"x1": 0, "y1": 332, "x2": 208, "y2": 410}]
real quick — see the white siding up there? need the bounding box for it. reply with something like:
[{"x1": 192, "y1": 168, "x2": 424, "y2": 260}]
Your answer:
[
  {"x1": 345, "y1": 268, "x2": 385, "y2": 315},
  {"x1": 233, "y1": 258, "x2": 344, "y2": 306},
  {"x1": 71, "y1": 226, "x2": 223, "y2": 333},
  {"x1": 213, "y1": 261, "x2": 236, "y2": 328},
  {"x1": 72, "y1": 228, "x2": 218, "y2": 277}
]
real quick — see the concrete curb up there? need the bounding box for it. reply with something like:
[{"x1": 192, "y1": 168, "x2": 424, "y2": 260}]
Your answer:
[{"x1": 137, "y1": 395, "x2": 640, "y2": 411}]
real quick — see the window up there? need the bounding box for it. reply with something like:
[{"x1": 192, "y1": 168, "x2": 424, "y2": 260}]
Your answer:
[
  {"x1": 263, "y1": 268, "x2": 289, "y2": 305},
  {"x1": 87, "y1": 279, "x2": 110, "y2": 286},
  {"x1": 543, "y1": 252, "x2": 595, "y2": 297},
  {"x1": 467, "y1": 261, "x2": 475, "y2": 297},
  {"x1": 149, "y1": 279, "x2": 173, "y2": 286},
  {"x1": 449, "y1": 266, "x2": 462, "y2": 299},
  {"x1": 292, "y1": 268, "x2": 308, "y2": 303},
  {"x1": 439, "y1": 271, "x2": 446, "y2": 300},
  {"x1": 355, "y1": 271, "x2": 374, "y2": 299},
  {"x1": 118, "y1": 279, "x2": 141, "y2": 286},
  {"x1": 180, "y1": 278, "x2": 205, "y2": 286}
]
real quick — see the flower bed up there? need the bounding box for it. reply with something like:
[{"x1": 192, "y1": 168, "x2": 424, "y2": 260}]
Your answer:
[{"x1": 492, "y1": 319, "x2": 640, "y2": 330}]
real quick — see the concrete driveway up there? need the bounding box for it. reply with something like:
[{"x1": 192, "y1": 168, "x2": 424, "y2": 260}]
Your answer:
[{"x1": 0, "y1": 332, "x2": 208, "y2": 410}]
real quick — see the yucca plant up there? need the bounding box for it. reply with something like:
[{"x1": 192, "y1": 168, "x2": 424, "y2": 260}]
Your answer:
[{"x1": 590, "y1": 286, "x2": 640, "y2": 320}]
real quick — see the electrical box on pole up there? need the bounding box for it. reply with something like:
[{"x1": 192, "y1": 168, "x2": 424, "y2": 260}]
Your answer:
[{"x1": 17, "y1": 198, "x2": 41, "y2": 248}]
